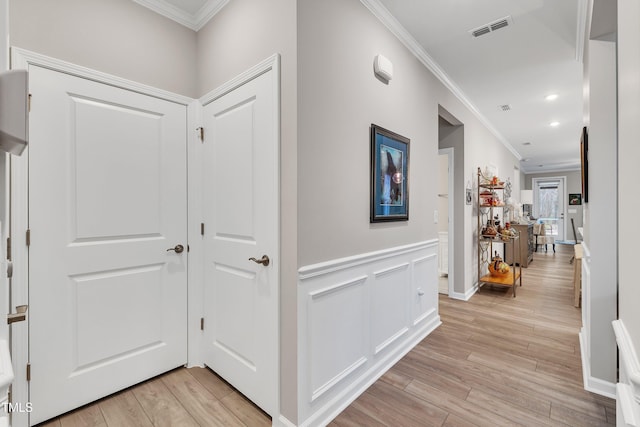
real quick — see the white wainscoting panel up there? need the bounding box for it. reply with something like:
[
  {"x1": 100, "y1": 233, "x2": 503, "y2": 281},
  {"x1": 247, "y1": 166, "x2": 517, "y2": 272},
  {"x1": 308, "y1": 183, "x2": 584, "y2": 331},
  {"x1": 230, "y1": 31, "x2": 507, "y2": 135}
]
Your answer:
[
  {"x1": 298, "y1": 241, "x2": 440, "y2": 426},
  {"x1": 579, "y1": 243, "x2": 616, "y2": 398},
  {"x1": 613, "y1": 320, "x2": 640, "y2": 426},
  {"x1": 372, "y1": 263, "x2": 410, "y2": 355}
]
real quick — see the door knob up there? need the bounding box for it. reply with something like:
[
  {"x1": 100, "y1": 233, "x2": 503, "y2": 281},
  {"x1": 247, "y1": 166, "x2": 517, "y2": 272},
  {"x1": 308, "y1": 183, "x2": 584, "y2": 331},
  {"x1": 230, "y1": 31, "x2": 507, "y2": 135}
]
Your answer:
[
  {"x1": 167, "y1": 244, "x2": 184, "y2": 254},
  {"x1": 248, "y1": 255, "x2": 270, "y2": 266}
]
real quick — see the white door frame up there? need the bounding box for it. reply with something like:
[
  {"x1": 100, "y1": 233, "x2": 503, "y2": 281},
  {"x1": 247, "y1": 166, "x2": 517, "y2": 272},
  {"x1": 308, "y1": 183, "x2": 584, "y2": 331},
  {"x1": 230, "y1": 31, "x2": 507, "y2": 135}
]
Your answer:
[
  {"x1": 9, "y1": 48, "x2": 195, "y2": 427},
  {"x1": 438, "y1": 148, "x2": 454, "y2": 297}
]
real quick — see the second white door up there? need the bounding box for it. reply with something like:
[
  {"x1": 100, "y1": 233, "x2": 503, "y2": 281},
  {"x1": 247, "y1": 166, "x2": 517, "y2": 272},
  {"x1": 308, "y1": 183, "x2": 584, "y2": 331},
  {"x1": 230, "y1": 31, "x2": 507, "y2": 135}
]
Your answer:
[{"x1": 202, "y1": 66, "x2": 279, "y2": 417}]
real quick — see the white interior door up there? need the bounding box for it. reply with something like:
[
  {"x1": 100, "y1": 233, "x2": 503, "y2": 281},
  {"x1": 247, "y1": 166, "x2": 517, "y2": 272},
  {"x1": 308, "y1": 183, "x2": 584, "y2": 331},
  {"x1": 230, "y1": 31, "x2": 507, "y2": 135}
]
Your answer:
[
  {"x1": 202, "y1": 67, "x2": 279, "y2": 417},
  {"x1": 28, "y1": 66, "x2": 188, "y2": 425}
]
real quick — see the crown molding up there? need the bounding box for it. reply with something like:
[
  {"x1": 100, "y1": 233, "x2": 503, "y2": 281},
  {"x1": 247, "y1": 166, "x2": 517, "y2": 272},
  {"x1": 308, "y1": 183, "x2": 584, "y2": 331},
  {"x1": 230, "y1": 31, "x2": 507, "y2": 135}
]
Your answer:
[
  {"x1": 575, "y1": 0, "x2": 589, "y2": 62},
  {"x1": 132, "y1": 0, "x2": 229, "y2": 31},
  {"x1": 193, "y1": 0, "x2": 230, "y2": 31},
  {"x1": 360, "y1": 0, "x2": 521, "y2": 161}
]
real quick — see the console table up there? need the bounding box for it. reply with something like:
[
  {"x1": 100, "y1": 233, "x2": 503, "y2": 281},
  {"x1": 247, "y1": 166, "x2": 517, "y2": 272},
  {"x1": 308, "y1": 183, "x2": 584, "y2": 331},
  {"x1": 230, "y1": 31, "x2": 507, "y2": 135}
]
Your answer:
[{"x1": 505, "y1": 223, "x2": 534, "y2": 267}]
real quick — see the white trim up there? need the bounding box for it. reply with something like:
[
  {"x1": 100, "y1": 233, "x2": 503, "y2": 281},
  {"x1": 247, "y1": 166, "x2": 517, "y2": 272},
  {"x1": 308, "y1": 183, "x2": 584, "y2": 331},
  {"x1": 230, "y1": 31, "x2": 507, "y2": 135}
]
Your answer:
[
  {"x1": 579, "y1": 329, "x2": 617, "y2": 399},
  {"x1": 618, "y1": 383, "x2": 640, "y2": 427},
  {"x1": 614, "y1": 320, "x2": 640, "y2": 405},
  {"x1": 575, "y1": 0, "x2": 589, "y2": 63},
  {"x1": 450, "y1": 283, "x2": 479, "y2": 301},
  {"x1": 360, "y1": 0, "x2": 521, "y2": 161},
  {"x1": 193, "y1": 0, "x2": 230, "y2": 31},
  {"x1": 132, "y1": 0, "x2": 229, "y2": 32},
  {"x1": 11, "y1": 47, "x2": 193, "y2": 106},
  {"x1": 298, "y1": 240, "x2": 438, "y2": 280},
  {"x1": 186, "y1": 99, "x2": 204, "y2": 369},
  {"x1": 438, "y1": 147, "x2": 455, "y2": 298},
  {"x1": 274, "y1": 415, "x2": 297, "y2": 427},
  {"x1": 199, "y1": 54, "x2": 280, "y2": 106}
]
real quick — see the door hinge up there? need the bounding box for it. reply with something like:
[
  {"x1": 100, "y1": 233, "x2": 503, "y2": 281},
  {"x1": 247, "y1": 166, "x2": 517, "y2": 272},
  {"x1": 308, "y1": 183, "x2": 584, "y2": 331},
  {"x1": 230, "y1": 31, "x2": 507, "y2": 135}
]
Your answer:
[
  {"x1": 28, "y1": 94, "x2": 32, "y2": 112},
  {"x1": 200, "y1": 318, "x2": 204, "y2": 331},
  {"x1": 26, "y1": 363, "x2": 31, "y2": 381},
  {"x1": 6, "y1": 237, "x2": 10, "y2": 261},
  {"x1": 200, "y1": 223, "x2": 205, "y2": 236},
  {"x1": 197, "y1": 127, "x2": 204, "y2": 142},
  {"x1": 26, "y1": 229, "x2": 31, "y2": 247}
]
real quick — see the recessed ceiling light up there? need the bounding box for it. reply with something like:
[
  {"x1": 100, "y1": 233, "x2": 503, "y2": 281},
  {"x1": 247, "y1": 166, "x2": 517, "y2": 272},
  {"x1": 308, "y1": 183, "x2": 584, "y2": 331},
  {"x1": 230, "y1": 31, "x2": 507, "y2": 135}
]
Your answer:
[
  {"x1": 522, "y1": 142, "x2": 532, "y2": 146},
  {"x1": 545, "y1": 94, "x2": 559, "y2": 101},
  {"x1": 550, "y1": 121, "x2": 560, "y2": 127},
  {"x1": 522, "y1": 158, "x2": 530, "y2": 162}
]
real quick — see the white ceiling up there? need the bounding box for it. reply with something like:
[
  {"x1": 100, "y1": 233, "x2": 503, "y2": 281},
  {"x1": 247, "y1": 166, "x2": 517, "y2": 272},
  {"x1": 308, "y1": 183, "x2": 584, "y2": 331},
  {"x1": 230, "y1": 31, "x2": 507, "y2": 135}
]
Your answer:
[{"x1": 137, "y1": 0, "x2": 586, "y2": 173}]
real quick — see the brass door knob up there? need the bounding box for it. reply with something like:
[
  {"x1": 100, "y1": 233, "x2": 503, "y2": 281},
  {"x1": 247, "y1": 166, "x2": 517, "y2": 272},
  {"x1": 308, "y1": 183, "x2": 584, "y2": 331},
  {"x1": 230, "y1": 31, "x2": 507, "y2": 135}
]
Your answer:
[
  {"x1": 248, "y1": 255, "x2": 270, "y2": 266},
  {"x1": 167, "y1": 244, "x2": 184, "y2": 254}
]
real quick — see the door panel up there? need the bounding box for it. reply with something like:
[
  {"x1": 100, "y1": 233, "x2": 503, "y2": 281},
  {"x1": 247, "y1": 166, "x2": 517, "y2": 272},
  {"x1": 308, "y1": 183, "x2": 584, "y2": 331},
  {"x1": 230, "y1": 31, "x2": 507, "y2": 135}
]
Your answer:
[
  {"x1": 203, "y1": 69, "x2": 278, "y2": 417},
  {"x1": 28, "y1": 65, "x2": 187, "y2": 425}
]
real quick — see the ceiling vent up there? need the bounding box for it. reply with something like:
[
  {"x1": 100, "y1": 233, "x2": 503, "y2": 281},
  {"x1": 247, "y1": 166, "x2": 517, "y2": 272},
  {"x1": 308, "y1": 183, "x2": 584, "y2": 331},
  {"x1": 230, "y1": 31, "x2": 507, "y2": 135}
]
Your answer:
[
  {"x1": 498, "y1": 104, "x2": 511, "y2": 112},
  {"x1": 470, "y1": 16, "x2": 513, "y2": 38}
]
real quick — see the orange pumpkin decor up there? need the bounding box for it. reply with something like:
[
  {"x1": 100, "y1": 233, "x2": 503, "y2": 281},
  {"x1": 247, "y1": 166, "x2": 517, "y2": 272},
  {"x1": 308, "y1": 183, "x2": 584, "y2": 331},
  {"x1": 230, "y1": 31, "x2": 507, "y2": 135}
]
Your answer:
[{"x1": 488, "y1": 252, "x2": 510, "y2": 277}]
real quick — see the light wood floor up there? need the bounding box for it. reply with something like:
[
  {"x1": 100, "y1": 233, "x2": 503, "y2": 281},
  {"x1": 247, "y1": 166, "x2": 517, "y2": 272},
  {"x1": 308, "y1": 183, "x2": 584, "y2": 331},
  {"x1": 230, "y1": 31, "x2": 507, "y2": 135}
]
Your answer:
[
  {"x1": 332, "y1": 244, "x2": 615, "y2": 426},
  {"x1": 37, "y1": 244, "x2": 615, "y2": 426}
]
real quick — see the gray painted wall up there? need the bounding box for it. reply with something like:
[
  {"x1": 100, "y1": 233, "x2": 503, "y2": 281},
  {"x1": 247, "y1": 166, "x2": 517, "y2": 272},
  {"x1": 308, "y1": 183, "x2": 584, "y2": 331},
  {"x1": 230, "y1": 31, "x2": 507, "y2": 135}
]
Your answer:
[
  {"x1": 297, "y1": 0, "x2": 520, "y2": 296},
  {"x1": 618, "y1": 0, "x2": 640, "y2": 365},
  {"x1": 585, "y1": 39, "x2": 617, "y2": 384},
  {"x1": 10, "y1": 0, "x2": 198, "y2": 97}
]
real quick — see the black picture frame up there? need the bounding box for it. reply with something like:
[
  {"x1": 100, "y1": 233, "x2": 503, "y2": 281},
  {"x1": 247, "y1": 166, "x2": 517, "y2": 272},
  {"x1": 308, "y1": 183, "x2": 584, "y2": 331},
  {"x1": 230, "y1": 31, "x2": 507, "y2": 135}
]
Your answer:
[
  {"x1": 370, "y1": 124, "x2": 410, "y2": 222},
  {"x1": 569, "y1": 193, "x2": 582, "y2": 205},
  {"x1": 580, "y1": 126, "x2": 589, "y2": 203}
]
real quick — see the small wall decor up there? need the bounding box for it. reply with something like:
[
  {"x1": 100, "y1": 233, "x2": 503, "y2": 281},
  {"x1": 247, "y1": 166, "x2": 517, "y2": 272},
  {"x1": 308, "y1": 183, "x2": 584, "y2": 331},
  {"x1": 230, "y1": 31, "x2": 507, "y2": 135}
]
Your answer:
[
  {"x1": 569, "y1": 193, "x2": 582, "y2": 205},
  {"x1": 580, "y1": 126, "x2": 589, "y2": 203},
  {"x1": 466, "y1": 188, "x2": 473, "y2": 205},
  {"x1": 370, "y1": 124, "x2": 409, "y2": 222}
]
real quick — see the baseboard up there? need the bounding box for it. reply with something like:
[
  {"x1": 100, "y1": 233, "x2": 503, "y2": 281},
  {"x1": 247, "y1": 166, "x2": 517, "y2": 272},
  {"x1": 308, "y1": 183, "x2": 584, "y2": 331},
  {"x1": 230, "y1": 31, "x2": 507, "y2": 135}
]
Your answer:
[
  {"x1": 613, "y1": 320, "x2": 640, "y2": 426},
  {"x1": 449, "y1": 283, "x2": 478, "y2": 301},
  {"x1": 274, "y1": 415, "x2": 298, "y2": 427},
  {"x1": 579, "y1": 329, "x2": 617, "y2": 399}
]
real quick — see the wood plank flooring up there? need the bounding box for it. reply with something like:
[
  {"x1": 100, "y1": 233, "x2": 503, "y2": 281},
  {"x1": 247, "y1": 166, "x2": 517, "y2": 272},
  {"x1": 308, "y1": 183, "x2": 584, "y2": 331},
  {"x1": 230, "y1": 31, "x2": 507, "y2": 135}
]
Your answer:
[
  {"x1": 332, "y1": 244, "x2": 616, "y2": 426},
  {"x1": 36, "y1": 244, "x2": 615, "y2": 426},
  {"x1": 35, "y1": 368, "x2": 271, "y2": 427}
]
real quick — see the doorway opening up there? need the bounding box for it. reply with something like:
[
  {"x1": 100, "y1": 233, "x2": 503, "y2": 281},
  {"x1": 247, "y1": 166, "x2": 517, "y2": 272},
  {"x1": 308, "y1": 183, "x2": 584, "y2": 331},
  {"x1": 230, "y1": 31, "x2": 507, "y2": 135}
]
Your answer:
[
  {"x1": 532, "y1": 176, "x2": 567, "y2": 241},
  {"x1": 438, "y1": 106, "x2": 464, "y2": 299}
]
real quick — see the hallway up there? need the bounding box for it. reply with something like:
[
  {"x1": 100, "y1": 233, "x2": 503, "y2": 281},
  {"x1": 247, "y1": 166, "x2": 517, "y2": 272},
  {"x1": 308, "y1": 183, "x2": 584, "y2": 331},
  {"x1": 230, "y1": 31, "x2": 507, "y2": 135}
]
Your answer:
[
  {"x1": 35, "y1": 245, "x2": 614, "y2": 426},
  {"x1": 332, "y1": 244, "x2": 615, "y2": 426}
]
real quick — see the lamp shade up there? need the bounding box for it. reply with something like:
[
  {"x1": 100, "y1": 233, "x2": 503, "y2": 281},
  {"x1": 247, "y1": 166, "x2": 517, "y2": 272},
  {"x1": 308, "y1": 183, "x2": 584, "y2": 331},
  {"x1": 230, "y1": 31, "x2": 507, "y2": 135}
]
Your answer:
[{"x1": 520, "y1": 190, "x2": 533, "y2": 205}]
